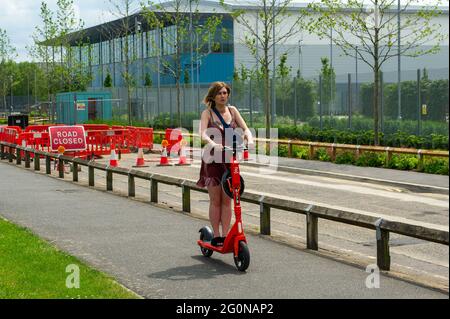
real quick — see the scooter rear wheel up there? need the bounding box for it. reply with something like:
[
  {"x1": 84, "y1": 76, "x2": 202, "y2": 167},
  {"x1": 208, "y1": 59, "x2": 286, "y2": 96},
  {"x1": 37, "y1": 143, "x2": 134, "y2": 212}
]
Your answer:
[{"x1": 234, "y1": 241, "x2": 250, "y2": 271}]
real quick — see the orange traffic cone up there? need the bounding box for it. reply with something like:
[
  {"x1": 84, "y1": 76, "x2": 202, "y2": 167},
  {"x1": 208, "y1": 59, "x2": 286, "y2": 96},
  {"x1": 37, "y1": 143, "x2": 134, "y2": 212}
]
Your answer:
[
  {"x1": 175, "y1": 139, "x2": 190, "y2": 166},
  {"x1": 133, "y1": 144, "x2": 148, "y2": 167},
  {"x1": 109, "y1": 146, "x2": 119, "y2": 167},
  {"x1": 157, "y1": 139, "x2": 172, "y2": 166}
]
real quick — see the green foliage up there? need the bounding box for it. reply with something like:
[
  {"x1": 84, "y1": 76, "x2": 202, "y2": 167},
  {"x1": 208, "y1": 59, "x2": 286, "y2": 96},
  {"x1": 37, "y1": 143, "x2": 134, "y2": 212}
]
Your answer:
[
  {"x1": 360, "y1": 78, "x2": 449, "y2": 122},
  {"x1": 103, "y1": 72, "x2": 112, "y2": 88},
  {"x1": 422, "y1": 158, "x2": 449, "y2": 175},
  {"x1": 320, "y1": 57, "x2": 336, "y2": 115},
  {"x1": 355, "y1": 152, "x2": 385, "y2": 167},
  {"x1": 387, "y1": 154, "x2": 419, "y2": 170},
  {"x1": 335, "y1": 151, "x2": 356, "y2": 165},
  {"x1": 277, "y1": 145, "x2": 289, "y2": 157},
  {"x1": 144, "y1": 73, "x2": 153, "y2": 87},
  {"x1": 294, "y1": 146, "x2": 309, "y2": 159},
  {"x1": 314, "y1": 148, "x2": 331, "y2": 162}
]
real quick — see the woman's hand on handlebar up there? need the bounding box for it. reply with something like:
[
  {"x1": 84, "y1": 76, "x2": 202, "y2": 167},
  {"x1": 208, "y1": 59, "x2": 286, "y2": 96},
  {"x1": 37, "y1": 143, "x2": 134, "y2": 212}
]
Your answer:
[{"x1": 210, "y1": 142, "x2": 223, "y2": 151}]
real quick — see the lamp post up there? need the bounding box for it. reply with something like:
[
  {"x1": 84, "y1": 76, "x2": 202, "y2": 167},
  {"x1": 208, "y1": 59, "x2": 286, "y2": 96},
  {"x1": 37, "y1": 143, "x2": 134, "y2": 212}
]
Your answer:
[
  {"x1": 397, "y1": 0, "x2": 402, "y2": 120},
  {"x1": 9, "y1": 75, "x2": 13, "y2": 114}
]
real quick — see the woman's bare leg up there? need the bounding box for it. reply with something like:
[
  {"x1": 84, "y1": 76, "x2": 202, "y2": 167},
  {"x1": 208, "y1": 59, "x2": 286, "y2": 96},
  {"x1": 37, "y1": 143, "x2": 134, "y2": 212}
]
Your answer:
[
  {"x1": 207, "y1": 185, "x2": 222, "y2": 238},
  {"x1": 221, "y1": 190, "x2": 232, "y2": 237}
]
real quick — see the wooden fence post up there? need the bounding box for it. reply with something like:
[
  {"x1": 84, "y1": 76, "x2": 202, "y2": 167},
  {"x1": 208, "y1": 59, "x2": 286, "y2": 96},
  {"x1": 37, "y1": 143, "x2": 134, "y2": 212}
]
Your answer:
[
  {"x1": 151, "y1": 179, "x2": 158, "y2": 203},
  {"x1": 58, "y1": 157, "x2": 64, "y2": 178},
  {"x1": 106, "y1": 170, "x2": 113, "y2": 191},
  {"x1": 8, "y1": 146, "x2": 13, "y2": 162},
  {"x1": 72, "y1": 162, "x2": 78, "y2": 182},
  {"x1": 306, "y1": 205, "x2": 319, "y2": 250},
  {"x1": 417, "y1": 150, "x2": 424, "y2": 171},
  {"x1": 25, "y1": 150, "x2": 31, "y2": 168},
  {"x1": 182, "y1": 181, "x2": 190, "y2": 213},
  {"x1": 128, "y1": 174, "x2": 135, "y2": 197},
  {"x1": 308, "y1": 143, "x2": 315, "y2": 160},
  {"x1": 375, "y1": 219, "x2": 390, "y2": 271},
  {"x1": 88, "y1": 166, "x2": 94, "y2": 186},
  {"x1": 259, "y1": 196, "x2": 271, "y2": 235},
  {"x1": 46, "y1": 155, "x2": 51, "y2": 174},
  {"x1": 16, "y1": 147, "x2": 21, "y2": 165},
  {"x1": 385, "y1": 147, "x2": 392, "y2": 167},
  {"x1": 34, "y1": 152, "x2": 40, "y2": 171}
]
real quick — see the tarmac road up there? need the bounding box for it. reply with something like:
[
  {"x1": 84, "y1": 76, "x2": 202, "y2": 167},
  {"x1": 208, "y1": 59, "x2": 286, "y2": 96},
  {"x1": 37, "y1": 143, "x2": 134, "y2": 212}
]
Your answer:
[{"x1": 0, "y1": 161, "x2": 448, "y2": 298}]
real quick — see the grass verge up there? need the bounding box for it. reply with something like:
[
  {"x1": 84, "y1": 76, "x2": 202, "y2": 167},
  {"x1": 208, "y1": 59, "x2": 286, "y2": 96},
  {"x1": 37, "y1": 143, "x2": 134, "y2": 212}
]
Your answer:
[{"x1": 0, "y1": 217, "x2": 140, "y2": 299}]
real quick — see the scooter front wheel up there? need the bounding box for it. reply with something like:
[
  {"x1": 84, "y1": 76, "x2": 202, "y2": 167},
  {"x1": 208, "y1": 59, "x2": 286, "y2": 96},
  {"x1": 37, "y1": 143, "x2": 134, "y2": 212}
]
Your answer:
[
  {"x1": 234, "y1": 241, "x2": 250, "y2": 271},
  {"x1": 199, "y1": 232, "x2": 213, "y2": 257}
]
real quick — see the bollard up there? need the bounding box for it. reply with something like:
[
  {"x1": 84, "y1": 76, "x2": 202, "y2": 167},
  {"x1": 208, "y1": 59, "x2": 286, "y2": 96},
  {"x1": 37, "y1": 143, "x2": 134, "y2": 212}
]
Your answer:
[
  {"x1": 88, "y1": 166, "x2": 94, "y2": 186},
  {"x1": 150, "y1": 179, "x2": 158, "y2": 203},
  {"x1": 72, "y1": 162, "x2": 78, "y2": 182},
  {"x1": 106, "y1": 170, "x2": 113, "y2": 191},
  {"x1": 46, "y1": 155, "x2": 51, "y2": 174},
  {"x1": 182, "y1": 183, "x2": 190, "y2": 213},
  {"x1": 128, "y1": 174, "x2": 135, "y2": 197},
  {"x1": 25, "y1": 150, "x2": 31, "y2": 168}
]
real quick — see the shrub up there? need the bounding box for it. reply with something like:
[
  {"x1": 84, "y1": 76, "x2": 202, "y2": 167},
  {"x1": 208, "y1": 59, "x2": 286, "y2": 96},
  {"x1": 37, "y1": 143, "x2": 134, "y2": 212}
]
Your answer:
[
  {"x1": 335, "y1": 151, "x2": 356, "y2": 165},
  {"x1": 293, "y1": 146, "x2": 309, "y2": 159},
  {"x1": 356, "y1": 152, "x2": 385, "y2": 167},
  {"x1": 314, "y1": 148, "x2": 331, "y2": 162},
  {"x1": 388, "y1": 154, "x2": 419, "y2": 170},
  {"x1": 422, "y1": 158, "x2": 449, "y2": 175}
]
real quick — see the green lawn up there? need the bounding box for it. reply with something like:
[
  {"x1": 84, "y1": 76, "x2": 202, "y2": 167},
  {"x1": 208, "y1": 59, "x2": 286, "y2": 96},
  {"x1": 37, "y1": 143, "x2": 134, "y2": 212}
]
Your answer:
[{"x1": 0, "y1": 217, "x2": 140, "y2": 299}]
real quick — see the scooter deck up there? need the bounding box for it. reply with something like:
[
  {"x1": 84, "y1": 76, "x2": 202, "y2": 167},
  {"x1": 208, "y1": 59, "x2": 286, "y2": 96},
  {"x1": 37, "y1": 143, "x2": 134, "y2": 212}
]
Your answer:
[{"x1": 197, "y1": 240, "x2": 233, "y2": 254}]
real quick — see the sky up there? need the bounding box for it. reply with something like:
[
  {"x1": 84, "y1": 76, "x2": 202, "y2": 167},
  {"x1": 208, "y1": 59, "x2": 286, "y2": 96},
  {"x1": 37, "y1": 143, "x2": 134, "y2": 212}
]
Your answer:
[{"x1": 0, "y1": 0, "x2": 447, "y2": 62}]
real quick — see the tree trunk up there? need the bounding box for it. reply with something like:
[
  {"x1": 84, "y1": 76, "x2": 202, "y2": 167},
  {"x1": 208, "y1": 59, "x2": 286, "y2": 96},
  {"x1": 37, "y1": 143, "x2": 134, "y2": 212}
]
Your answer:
[{"x1": 373, "y1": 27, "x2": 380, "y2": 146}]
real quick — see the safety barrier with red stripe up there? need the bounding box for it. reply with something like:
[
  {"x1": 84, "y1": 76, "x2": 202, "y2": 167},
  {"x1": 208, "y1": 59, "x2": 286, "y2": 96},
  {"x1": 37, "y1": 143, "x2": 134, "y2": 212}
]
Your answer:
[{"x1": 0, "y1": 124, "x2": 153, "y2": 158}]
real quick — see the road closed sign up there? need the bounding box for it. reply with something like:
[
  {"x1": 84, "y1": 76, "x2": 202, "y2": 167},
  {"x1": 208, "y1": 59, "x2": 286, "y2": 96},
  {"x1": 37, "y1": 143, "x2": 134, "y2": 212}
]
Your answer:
[{"x1": 49, "y1": 126, "x2": 87, "y2": 152}]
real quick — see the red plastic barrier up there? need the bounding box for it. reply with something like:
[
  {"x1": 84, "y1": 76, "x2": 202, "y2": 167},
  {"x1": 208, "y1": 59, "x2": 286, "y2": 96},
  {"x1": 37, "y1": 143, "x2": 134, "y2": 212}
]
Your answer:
[
  {"x1": 25, "y1": 124, "x2": 64, "y2": 133},
  {"x1": 165, "y1": 128, "x2": 183, "y2": 154},
  {"x1": 82, "y1": 124, "x2": 110, "y2": 131}
]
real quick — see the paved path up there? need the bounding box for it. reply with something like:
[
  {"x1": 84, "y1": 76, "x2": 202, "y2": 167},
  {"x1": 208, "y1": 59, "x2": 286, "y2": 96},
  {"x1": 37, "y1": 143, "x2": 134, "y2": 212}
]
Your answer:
[{"x1": 0, "y1": 162, "x2": 447, "y2": 299}]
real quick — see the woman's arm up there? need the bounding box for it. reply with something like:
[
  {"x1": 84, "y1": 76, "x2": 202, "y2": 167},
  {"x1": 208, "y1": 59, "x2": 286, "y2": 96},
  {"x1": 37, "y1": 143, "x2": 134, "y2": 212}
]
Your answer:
[
  {"x1": 230, "y1": 106, "x2": 254, "y2": 144},
  {"x1": 199, "y1": 109, "x2": 221, "y2": 147}
]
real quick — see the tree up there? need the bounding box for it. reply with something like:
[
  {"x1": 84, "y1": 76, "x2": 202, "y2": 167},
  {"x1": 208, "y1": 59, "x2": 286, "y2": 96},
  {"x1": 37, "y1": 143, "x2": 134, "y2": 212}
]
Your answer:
[
  {"x1": 105, "y1": 0, "x2": 141, "y2": 125},
  {"x1": 319, "y1": 57, "x2": 335, "y2": 116},
  {"x1": 306, "y1": 0, "x2": 447, "y2": 145},
  {"x1": 0, "y1": 28, "x2": 17, "y2": 114},
  {"x1": 104, "y1": 71, "x2": 113, "y2": 87},
  {"x1": 142, "y1": 0, "x2": 223, "y2": 128},
  {"x1": 222, "y1": 0, "x2": 307, "y2": 138},
  {"x1": 276, "y1": 52, "x2": 291, "y2": 116}
]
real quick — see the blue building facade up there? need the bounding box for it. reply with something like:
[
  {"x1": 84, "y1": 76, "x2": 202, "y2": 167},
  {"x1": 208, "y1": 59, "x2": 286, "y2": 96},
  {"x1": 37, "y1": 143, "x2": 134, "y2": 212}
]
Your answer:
[
  {"x1": 68, "y1": 12, "x2": 235, "y2": 89},
  {"x1": 56, "y1": 92, "x2": 113, "y2": 125}
]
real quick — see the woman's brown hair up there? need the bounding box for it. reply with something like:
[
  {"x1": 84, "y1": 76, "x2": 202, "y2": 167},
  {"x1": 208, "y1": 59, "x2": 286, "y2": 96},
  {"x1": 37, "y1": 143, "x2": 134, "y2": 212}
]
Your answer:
[{"x1": 203, "y1": 81, "x2": 231, "y2": 109}]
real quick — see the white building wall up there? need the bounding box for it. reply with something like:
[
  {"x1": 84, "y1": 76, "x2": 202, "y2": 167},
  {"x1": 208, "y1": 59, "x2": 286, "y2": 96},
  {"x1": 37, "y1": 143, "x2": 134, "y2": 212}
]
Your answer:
[{"x1": 231, "y1": 6, "x2": 449, "y2": 79}]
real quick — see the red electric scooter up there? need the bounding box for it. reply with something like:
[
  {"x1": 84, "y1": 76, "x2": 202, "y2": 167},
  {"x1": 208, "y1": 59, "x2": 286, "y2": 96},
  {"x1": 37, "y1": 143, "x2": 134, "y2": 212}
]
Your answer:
[{"x1": 197, "y1": 145, "x2": 250, "y2": 271}]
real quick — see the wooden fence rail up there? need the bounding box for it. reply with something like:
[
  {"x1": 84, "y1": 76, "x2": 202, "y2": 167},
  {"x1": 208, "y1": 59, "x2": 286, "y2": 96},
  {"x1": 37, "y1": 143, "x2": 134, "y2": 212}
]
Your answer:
[
  {"x1": 1, "y1": 141, "x2": 448, "y2": 272},
  {"x1": 153, "y1": 131, "x2": 448, "y2": 165}
]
